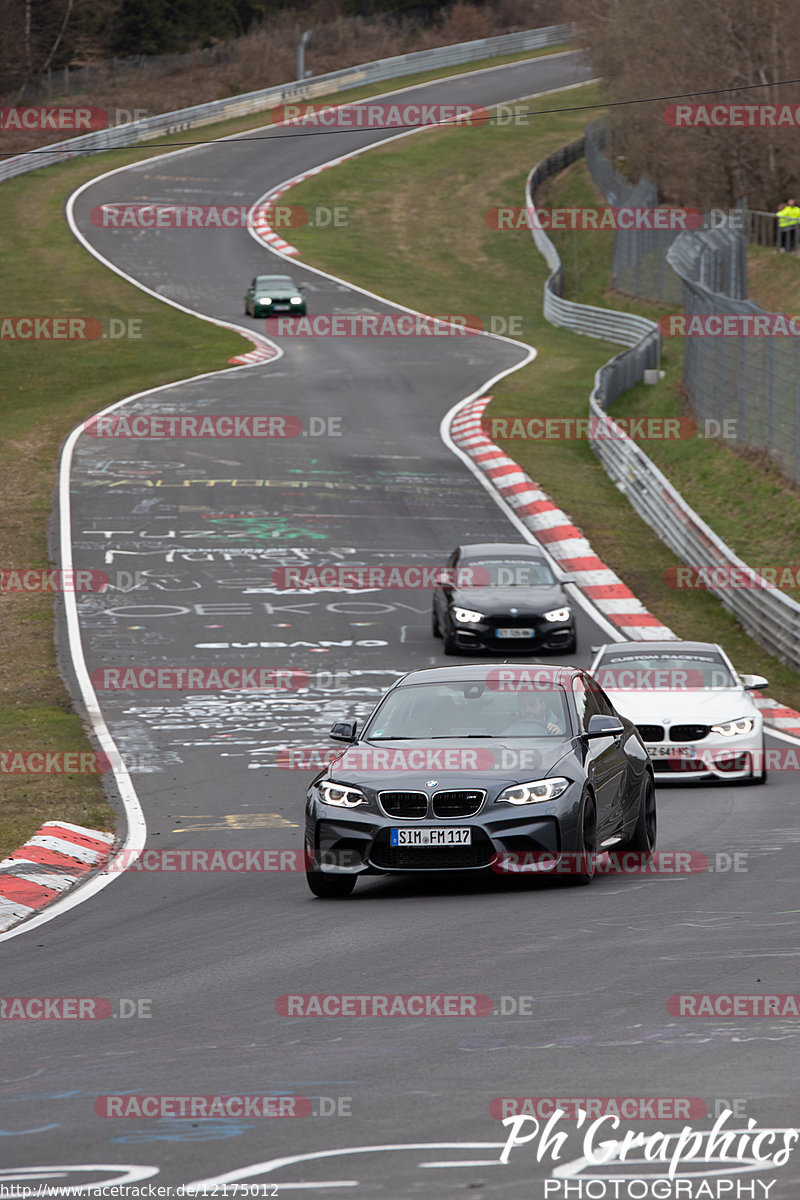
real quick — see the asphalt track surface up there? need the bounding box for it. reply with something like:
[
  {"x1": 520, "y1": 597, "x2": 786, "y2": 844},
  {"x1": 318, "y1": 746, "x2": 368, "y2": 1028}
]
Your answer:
[{"x1": 2, "y1": 51, "x2": 800, "y2": 1197}]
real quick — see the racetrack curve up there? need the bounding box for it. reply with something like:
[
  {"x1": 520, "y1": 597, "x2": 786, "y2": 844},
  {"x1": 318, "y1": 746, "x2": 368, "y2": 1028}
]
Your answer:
[{"x1": 2, "y1": 51, "x2": 800, "y2": 1196}]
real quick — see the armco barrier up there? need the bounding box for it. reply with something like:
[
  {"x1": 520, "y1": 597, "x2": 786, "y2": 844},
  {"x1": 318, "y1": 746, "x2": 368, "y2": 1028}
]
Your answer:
[
  {"x1": 0, "y1": 24, "x2": 574, "y2": 185},
  {"x1": 586, "y1": 391, "x2": 800, "y2": 667},
  {"x1": 525, "y1": 140, "x2": 659, "y2": 354},
  {"x1": 526, "y1": 137, "x2": 800, "y2": 672}
]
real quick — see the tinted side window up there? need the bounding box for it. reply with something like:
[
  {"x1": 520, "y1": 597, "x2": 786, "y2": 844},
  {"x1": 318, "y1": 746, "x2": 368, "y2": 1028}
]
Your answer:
[
  {"x1": 576, "y1": 674, "x2": 608, "y2": 730},
  {"x1": 572, "y1": 676, "x2": 587, "y2": 728},
  {"x1": 588, "y1": 679, "x2": 617, "y2": 718}
]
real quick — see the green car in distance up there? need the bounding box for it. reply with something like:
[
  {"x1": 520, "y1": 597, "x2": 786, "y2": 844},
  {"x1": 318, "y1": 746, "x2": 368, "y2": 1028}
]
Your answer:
[{"x1": 244, "y1": 274, "x2": 306, "y2": 318}]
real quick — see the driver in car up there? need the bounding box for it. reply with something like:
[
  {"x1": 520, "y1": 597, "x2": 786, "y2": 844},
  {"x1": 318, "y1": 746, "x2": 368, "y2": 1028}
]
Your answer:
[{"x1": 502, "y1": 688, "x2": 565, "y2": 736}]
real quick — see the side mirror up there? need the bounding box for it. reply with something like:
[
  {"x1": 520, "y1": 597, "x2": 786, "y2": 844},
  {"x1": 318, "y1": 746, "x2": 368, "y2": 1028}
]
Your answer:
[
  {"x1": 585, "y1": 714, "x2": 624, "y2": 739},
  {"x1": 740, "y1": 673, "x2": 768, "y2": 691},
  {"x1": 297, "y1": 282, "x2": 306, "y2": 291},
  {"x1": 559, "y1": 574, "x2": 577, "y2": 584},
  {"x1": 330, "y1": 720, "x2": 357, "y2": 743}
]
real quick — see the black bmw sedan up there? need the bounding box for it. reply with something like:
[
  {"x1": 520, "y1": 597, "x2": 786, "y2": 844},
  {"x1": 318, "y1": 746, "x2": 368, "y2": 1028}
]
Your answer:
[
  {"x1": 304, "y1": 664, "x2": 655, "y2": 897},
  {"x1": 432, "y1": 542, "x2": 576, "y2": 655}
]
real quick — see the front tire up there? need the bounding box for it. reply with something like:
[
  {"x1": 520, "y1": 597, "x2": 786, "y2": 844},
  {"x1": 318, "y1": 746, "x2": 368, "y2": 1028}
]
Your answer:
[
  {"x1": 432, "y1": 605, "x2": 442, "y2": 637},
  {"x1": 566, "y1": 793, "x2": 597, "y2": 886},
  {"x1": 442, "y1": 622, "x2": 458, "y2": 655},
  {"x1": 752, "y1": 742, "x2": 767, "y2": 784},
  {"x1": 306, "y1": 871, "x2": 356, "y2": 899},
  {"x1": 616, "y1": 772, "x2": 657, "y2": 859}
]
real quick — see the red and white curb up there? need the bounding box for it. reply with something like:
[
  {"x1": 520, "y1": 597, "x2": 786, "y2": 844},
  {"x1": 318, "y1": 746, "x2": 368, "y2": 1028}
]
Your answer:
[
  {"x1": 449, "y1": 394, "x2": 800, "y2": 736},
  {"x1": 250, "y1": 194, "x2": 301, "y2": 256},
  {"x1": 0, "y1": 822, "x2": 114, "y2": 931},
  {"x1": 752, "y1": 696, "x2": 800, "y2": 738},
  {"x1": 450, "y1": 395, "x2": 674, "y2": 640},
  {"x1": 227, "y1": 329, "x2": 280, "y2": 366},
  {"x1": 226, "y1": 321, "x2": 283, "y2": 367},
  {"x1": 249, "y1": 163, "x2": 337, "y2": 258}
]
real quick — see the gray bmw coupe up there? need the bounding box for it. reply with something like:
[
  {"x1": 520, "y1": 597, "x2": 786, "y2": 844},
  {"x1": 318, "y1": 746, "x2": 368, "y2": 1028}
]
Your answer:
[{"x1": 304, "y1": 663, "x2": 655, "y2": 897}]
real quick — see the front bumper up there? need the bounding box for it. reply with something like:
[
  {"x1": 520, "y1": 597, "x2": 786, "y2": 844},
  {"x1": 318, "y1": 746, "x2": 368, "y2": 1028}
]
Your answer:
[
  {"x1": 254, "y1": 302, "x2": 306, "y2": 317},
  {"x1": 449, "y1": 618, "x2": 575, "y2": 654},
  {"x1": 305, "y1": 791, "x2": 582, "y2": 875},
  {"x1": 645, "y1": 731, "x2": 764, "y2": 783}
]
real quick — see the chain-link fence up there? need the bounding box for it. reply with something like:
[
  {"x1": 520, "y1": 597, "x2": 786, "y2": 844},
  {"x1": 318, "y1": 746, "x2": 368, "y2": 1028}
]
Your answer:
[
  {"x1": 583, "y1": 119, "x2": 653, "y2": 207},
  {"x1": 525, "y1": 140, "x2": 661, "y2": 421},
  {"x1": 667, "y1": 227, "x2": 800, "y2": 484},
  {"x1": 585, "y1": 121, "x2": 800, "y2": 485},
  {"x1": 15, "y1": 48, "x2": 233, "y2": 102},
  {"x1": 584, "y1": 122, "x2": 753, "y2": 303},
  {"x1": 584, "y1": 121, "x2": 684, "y2": 304}
]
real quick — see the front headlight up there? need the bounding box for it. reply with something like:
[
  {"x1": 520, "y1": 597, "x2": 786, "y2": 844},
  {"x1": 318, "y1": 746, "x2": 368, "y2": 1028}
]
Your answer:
[
  {"x1": 257, "y1": 296, "x2": 272, "y2": 304},
  {"x1": 317, "y1": 780, "x2": 366, "y2": 808},
  {"x1": 290, "y1": 295, "x2": 304, "y2": 304},
  {"x1": 452, "y1": 606, "x2": 484, "y2": 623},
  {"x1": 496, "y1": 777, "x2": 571, "y2": 805},
  {"x1": 544, "y1": 607, "x2": 571, "y2": 623},
  {"x1": 710, "y1": 718, "x2": 754, "y2": 737}
]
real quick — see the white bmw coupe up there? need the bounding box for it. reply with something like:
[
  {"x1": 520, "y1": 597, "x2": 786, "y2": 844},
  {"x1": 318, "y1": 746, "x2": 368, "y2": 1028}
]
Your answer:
[{"x1": 588, "y1": 640, "x2": 767, "y2": 784}]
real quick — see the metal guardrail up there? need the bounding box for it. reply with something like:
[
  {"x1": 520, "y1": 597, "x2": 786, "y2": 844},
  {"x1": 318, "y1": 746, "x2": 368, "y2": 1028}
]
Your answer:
[
  {"x1": 746, "y1": 208, "x2": 796, "y2": 250},
  {"x1": 586, "y1": 388, "x2": 800, "y2": 666},
  {"x1": 525, "y1": 141, "x2": 661, "y2": 354},
  {"x1": 0, "y1": 24, "x2": 575, "y2": 185},
  {"x1": 527, "y1": 136, "x2": 800, "y2": 669}
]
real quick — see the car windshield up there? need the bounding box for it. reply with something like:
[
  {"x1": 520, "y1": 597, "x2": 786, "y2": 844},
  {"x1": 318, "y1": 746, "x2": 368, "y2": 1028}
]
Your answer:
[
  {"x1": 593, "y1": 652, "x2": 736, "y2": 690},
  {"x1": 364, "y1": 681, "x2": 570, "y2": 738},
  {"x1": 460, "y1": 558, "x2": 556, "y2": 587},
  {"x1": 255, "y1": 277, "x2": 296, "y2": 289}
]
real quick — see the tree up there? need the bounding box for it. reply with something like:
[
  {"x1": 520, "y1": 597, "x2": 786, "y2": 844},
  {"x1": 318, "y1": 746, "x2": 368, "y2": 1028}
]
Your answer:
[{"x1": 571, "y1": 0, "x2": 800, "y2": 209}]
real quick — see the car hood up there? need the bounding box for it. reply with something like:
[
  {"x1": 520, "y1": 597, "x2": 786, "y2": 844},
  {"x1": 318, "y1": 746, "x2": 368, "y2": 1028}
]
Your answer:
[
  {"x1": 327, "y1": 737, "x2": 574, "y2": 791},
  {"x1": 605, "y1": 687, "x2": 758, "y2": 726},
  {"x1": 449, "y1": 585, "x2": 567, "y2": 616}
]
